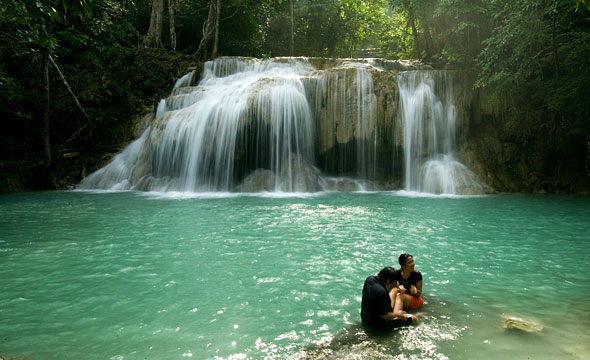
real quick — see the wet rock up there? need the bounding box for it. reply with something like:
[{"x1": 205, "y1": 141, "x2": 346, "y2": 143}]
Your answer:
[
  {"x1": 0, "y1": 173, "x2": 25, "y2": 192},
  {"x1": 322, "y1": 177, "x2": 370, "y2": 192},
  {"x1": 235, "y1": 169, "x2": 276, "y2": 192},
  {"x1": 502, "y1": 315, "x2": 543, "y2": 333},
  {"x1": 279, "y1": 153, "x2": 321, "y2": 192},
  {"x1": 0, "y1": 354, "x2": 32, "y2": 360}
]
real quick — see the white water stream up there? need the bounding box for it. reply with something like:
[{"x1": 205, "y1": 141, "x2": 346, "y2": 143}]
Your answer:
[{"x1": 398, "y1": 71, "x2": 483, "y2": 194}]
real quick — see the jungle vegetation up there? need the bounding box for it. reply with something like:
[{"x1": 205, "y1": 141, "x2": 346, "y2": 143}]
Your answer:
[{"x1": 1, "y1": 0, "x2": 589, "y2": 189}]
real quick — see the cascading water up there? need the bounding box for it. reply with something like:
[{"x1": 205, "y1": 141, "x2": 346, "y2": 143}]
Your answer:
[
  {"x1": 80, "y1": 58, "x2": 319, "y2": 192},
  {"x1": 79, "y1": 57, "x2": 486, "y2": 194},
  {"x1": 398, "y1": 71, "x2": 483, "y2": 194}
]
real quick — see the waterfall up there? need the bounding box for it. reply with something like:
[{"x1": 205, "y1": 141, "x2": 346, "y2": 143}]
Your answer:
[
  {"x1": 398, "y1": 71, "x2": 483, "y2": 194},
  {"x1": 79, "y1": 57, "x2": 486, "y2": 194},
  {"x1": 81, "y1": 58, "x2": 318, "y2": 192},
  {"x1": 351, "y1": 63, "x2": 378, "y2": 182}
]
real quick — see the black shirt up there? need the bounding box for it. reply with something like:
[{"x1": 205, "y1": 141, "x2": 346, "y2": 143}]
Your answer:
[
  {"x1": 361, "y1": 275, "x2": 393, "y2": 328},
  {"x1": 394, "y1": 269, "x2": 422, "y2": 293}
]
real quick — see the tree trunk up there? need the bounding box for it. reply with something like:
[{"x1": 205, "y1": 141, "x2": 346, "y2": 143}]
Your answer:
[
  {"x1": 169, "y1": 0, "x2": 177, "y2": 51},
  {"x1": 212, "y1": 0, "x2": 221, "y2": 59},
  {"x1": 408, "y1": 14, "x2": 419, "y2": 57},
  {"x1": 422, "y1": 21, "x2": 434, "y2": 60},
  {"x1": 48, "y1": 54, "x2": 95, "y2": 151},
  {"x1": 195, "y1": 0, "x2": 221, "y2": 60},
  {"x1": 144, "y1": 0, "x2": 165, "y2": 48},
  {"x1": 290, "y1": 0, "x2": 294, "y2": 56},
  {"x1": 41, "y1": 47, "x2": 56, "y2": 189},
  {"x1": 49, "y1": 55, "x2": 90, "y2": 127},
  {"x1": 552, "y1": 1, "x2": 559, "y2": 81}
]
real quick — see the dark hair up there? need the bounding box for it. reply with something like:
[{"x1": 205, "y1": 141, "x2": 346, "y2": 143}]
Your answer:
[
  {"x1": 377, "y1": 266, "x2": 397, "y2": 284},
  {"x1": 399, "y1": 253, "x2": 412, "y2": 267}
]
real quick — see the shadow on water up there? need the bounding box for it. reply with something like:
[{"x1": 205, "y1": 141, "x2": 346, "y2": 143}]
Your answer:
[{"x1": 292, "y1": 296, "x2": 466, "y2": 360}]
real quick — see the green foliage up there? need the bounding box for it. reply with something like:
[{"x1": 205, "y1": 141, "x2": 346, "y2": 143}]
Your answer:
[
  {"x1": 0, "y1": 0, "x2": 91, "y2": 51},
  {"x1": 376, "y1": 10, "x2": 414, "y2": 59},
  {"x1": 297, "y1": 0, "x2": 343, "y2": 56},
  {"x1": 2, "y1": 0, "x2": 590, "y2": 180},
  {"x1": 255, "y1": 0, "x2": 399, "y2": 58},
  {"x1": 218, "y1": 0, "x2": 265, "y2": 56},
  {"x1": 475, "y1": 1, "x2": 548, "y2": 97},
  {"x1": 475, "y1": 0, "x2": 590, "y2": 122},
  {"x1": 387, "y1": 0, "x2": 438, "y2": 58},
  {"x1": 337, "y1": 0, "x2": 393, "y2": 57},
  {"x1": 432, "y1": 0, "x2": 493, "y2": 65},
  {"x1": 545, "y1": 16, "x2": 590, "y2": 137},
  {"x1": 0, "y1": 0, "x2": 186, "y2": 161}
]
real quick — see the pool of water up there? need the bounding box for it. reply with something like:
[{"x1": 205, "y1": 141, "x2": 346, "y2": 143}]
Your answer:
[{"x1": 1, "y1": 191, "x2": 589, "y2": 359}]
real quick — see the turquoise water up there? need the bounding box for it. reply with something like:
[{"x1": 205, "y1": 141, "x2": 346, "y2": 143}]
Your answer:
[{"x1": 1, "y1": 191, "x2": 589, "y2": 359}]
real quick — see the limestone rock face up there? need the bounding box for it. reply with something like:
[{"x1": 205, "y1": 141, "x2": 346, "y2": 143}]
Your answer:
[
  {"x1": 310, "y1": 63, "x2": 398, "y2": 151},
  {"x1": 312, "y1": 66, "x2": 375, "y2": 155},
  {"x1": 372, "y1": 70, "x2": 400, "y2": 149}
]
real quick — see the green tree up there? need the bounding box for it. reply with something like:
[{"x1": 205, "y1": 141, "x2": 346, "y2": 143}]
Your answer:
[
  {"x1": 432, "y1": 0, "x2": 494, "y2": 65},
  {"x1": 337, "y1": 0, "x2": 393, "y2": 57},
  {"x1": 388, "y1": 0, "x2": 437, "y2": 59},
  {"x1": 194, "y1": 0, "x2": 221, "y2": 59},
  {"x1": 0, "y1": 0, "x2": 91, "y2": 188},
  {"x1": 145, "y1": 0, "x2": 166, "y2": 48},
  {"x1": 474, "y1": 0, "x2": 590, "y2": 176}
]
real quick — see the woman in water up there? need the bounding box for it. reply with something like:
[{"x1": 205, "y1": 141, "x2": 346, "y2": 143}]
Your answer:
[{"x1": 395, "y1": 253, "x2": 424, "y2": 310}]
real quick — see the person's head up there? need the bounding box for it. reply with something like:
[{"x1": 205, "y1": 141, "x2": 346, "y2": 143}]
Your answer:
[
  {"x1": 378, "y1": 266, "x2": 397, "y2": 290},
  {"x1": 399, "y1": 253, "x2": 415, "y2": 271}
]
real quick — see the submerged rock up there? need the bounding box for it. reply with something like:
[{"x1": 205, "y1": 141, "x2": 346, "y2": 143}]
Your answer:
[
  {"x1": 235, "y1": 169, "x2": 276, "y2": 192},
  {"x1": 322, "y1": 177, "x2": 372, "y2": 192},
  {"x1": 279, "y1": 153, "x2": 321, "y2": 192},
  {"x1": 235, "y1": 154, "x2": 321, "y2": 192},
  {"x1": 0, "y1": 354, "x2": 32, "y2": 360},
  {"x1": 502, "y1": 314, "x2": 543, "y2": 333}
]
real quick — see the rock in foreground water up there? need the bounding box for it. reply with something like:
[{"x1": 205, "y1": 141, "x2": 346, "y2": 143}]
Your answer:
[{"x1": 502, "y1": 315, "x2": 543, "y2": 333}]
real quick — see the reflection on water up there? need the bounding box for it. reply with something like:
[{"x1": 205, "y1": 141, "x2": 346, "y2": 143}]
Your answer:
[
  {"x1": 0, "y1": 191, "x2": 589, "y2": 360},
  {"x1": 290, "y1": 313, "x2": 465, "y2": 360}
]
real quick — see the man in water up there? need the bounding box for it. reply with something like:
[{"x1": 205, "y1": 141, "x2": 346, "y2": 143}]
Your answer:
[
  {"x1": 395, "y1": 253, "x2": 424, "y2": 310},
  {"x1": 361, "y1": 266, "x2": 417, "y2": 329}
]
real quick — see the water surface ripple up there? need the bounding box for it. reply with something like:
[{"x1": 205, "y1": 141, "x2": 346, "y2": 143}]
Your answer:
[{"x1": 1, "y1": 192, "x2": 589, "y2": 359}]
